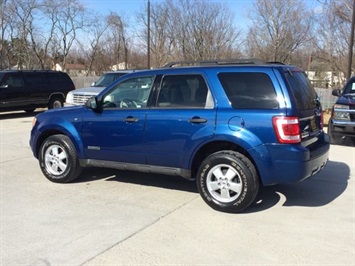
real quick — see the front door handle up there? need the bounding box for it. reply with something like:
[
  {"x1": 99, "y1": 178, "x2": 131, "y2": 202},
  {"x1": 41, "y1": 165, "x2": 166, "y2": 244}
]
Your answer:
[
  {"x1": 189, "y1": 116, "x2": 207, "y2": 124},
  {"x1": 124, "y1": 116, "x2": 139, "y2": 123}
]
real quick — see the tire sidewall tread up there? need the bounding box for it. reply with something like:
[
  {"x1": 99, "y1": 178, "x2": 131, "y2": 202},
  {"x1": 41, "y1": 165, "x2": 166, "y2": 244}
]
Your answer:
[
  {"x1": 197, "y1": 150, "x2": 259, "y2": 213},
  {"x1": 39, "y1": 134, "x2": 81, "y2": 183}
]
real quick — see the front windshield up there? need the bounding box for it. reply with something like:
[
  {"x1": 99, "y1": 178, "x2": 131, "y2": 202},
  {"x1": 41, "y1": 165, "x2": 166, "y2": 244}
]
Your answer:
[
  {"x1": 94, "y1": 73, "x2": 126, "y2": 87},
  {"x1": 343, "y1": 79, "x2": 355, "y2": 94}
]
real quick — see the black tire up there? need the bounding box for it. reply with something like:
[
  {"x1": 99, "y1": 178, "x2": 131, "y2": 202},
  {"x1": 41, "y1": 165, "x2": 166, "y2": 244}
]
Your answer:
[
  {"x1": 48, "y1": 97, "x2": 64, "y2": 109},
  {"x1": 39, "y1": 134, "x2": 82, "y2": 183},
  {"x1": 197, "y1": 151, "x2": 259, "y2": 213}
]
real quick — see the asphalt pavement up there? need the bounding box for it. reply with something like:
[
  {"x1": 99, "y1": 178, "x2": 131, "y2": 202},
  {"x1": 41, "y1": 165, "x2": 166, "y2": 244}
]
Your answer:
[{"x1": 0, "y1": 111, "x2": 354, "y2": 265}]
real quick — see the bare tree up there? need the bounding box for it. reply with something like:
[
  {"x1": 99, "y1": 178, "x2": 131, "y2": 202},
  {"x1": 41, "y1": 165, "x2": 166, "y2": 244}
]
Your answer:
[
  {"x1": 106, "y1": 12, "x2": 130, "y2": 70},
  {"x1": 49, "y1": 0, "x2": 86, "y2": 71},
  {"x1": 79, "y1": 13, "x2": 110, "y2": 75},
  {"x1": 246, "y1": 0, "x2": 313, "y2": 63},
  {"x1": 169, "y1": 0, "x2": 242, "y2": 61},
  {"x1": 6, "y1": 0, "x2": 41, "y2": 69},
  {"x1": 313, "y1": 0, "x2": 354, "y2": 81},
  {"x1": 137, "y1": 0, "x2": 242, "y2": 68},
  {"x1": 0, "y1": 0, "x2": 12, "y2": 69}
]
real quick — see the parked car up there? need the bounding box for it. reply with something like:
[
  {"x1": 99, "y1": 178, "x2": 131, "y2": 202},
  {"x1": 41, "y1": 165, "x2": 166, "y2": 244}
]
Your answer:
[
  {"x1": 0, "y1": 70, "x2": 75, "y2": 113},
  {"x1": 65, "y1": 70, "x2": 133, "y2": 106},
  {"x1": 328, "y1": 76, "x2": 355, "y2": 145},
  {"x1": 30, "y1": 59, "x2": 330, "y2": 213}
]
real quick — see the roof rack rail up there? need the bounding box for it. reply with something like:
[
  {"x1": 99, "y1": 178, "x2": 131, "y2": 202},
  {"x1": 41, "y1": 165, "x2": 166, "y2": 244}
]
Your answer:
[{"x1": 163, "y1": 58, "x2": 266, "y2": 68}]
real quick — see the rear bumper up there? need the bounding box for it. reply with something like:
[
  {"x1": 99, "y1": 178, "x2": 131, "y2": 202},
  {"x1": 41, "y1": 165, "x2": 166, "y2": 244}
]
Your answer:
[
  {"x1": 251, "y1": 133, "x2": 330, "y2": 186},
  {"x1": 329, "y1": 119, "x2": 355, "y2": 138}
]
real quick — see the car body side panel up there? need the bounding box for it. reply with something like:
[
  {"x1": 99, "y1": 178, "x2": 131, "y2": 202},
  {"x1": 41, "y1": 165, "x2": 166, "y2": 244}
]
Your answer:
[
  {"x1": 80, "y1": 108, "x2": 147, "y2": 164},
  {"x1": 144, "y1": 108, "x2": 216, "y2": 168},
  {"x1": 30, "y1": 107, "x2": 85, "y2": 159}
]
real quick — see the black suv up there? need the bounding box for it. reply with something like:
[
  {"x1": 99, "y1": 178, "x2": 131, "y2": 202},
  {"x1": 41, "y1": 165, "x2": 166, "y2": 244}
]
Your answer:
[
  {"x1": 328, "y1": 76, "x2": 355, "y2": 145},
  {"x1": 30, "y1": 59, "x2": 330, "y2": 213},
  {"x1": 0, "y1": 70, "x2": 75, "y2": 113}
]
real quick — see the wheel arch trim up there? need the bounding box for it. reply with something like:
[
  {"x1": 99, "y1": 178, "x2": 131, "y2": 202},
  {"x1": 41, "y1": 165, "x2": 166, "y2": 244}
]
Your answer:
[{"x1": 34, "y1": 122, "x2": 85, "y2": 159}]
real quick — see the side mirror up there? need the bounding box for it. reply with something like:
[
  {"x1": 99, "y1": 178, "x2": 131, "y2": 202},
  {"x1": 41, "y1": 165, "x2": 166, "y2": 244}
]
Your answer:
[
  {"x1": 332, "y1": 89, "x2": 341, "y2": 97},
  {"x1": 85, "y1": 96, "x2": 102, "y2": 112},
  {"x1": 91, "y1": 82, "x2": 96, "y2": 87}
]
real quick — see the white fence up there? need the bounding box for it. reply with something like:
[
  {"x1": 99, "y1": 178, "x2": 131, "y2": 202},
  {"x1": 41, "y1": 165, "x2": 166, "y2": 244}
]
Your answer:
[{"x1": 315, "y1": 87, "x2": 338, "y2": 110}]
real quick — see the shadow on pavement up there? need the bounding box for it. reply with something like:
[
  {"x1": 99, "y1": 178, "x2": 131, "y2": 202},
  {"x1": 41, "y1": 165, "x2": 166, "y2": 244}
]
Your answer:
[
  {"x1": 76, "y1": 160, "x2": 349, "y2": 213},
  {"x1": 0, "y1": 110, "x2": 44, "y2": 120},
  {"x1": 76, "y1": 168, "x2": 198, "y2": 193},
  {"x1": 246, "y1": 160, "x2": 350, "y2": 213}
]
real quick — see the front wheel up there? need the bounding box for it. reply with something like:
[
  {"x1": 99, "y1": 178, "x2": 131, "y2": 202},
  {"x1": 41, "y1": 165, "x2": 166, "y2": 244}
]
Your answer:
[
  {"x1": 197, "y1": 151, "x2": 259, "y2": 213},
  {"x1": 39, "y1": 135, "x2": 82, "y2": 183}
]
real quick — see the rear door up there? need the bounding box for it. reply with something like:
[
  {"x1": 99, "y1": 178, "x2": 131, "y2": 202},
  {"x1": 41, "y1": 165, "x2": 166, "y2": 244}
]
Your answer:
[
  {"x1": 144, "y1": 74, "x2": 216, "y2": 169},
  {"x1": 23, "y1": 72, "x2": 47, "y2": 105}
]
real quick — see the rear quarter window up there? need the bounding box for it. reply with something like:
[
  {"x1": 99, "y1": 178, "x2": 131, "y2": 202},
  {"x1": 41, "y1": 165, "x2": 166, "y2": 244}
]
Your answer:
[
  {"x1": 46, "y1": 73, "x2": 74, "y2": 89},
  {"x1": 218, "y1": 72, "x2": 279, "y2": 109}
]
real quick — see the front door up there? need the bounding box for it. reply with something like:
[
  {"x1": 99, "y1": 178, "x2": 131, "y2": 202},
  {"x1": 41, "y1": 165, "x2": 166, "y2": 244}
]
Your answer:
[
  {"x1": 0, "y1": 73, "x2": 26, "y2": 109},
  {"x1": 81, "y1": 75, "x2": 155, "y2": 163}
]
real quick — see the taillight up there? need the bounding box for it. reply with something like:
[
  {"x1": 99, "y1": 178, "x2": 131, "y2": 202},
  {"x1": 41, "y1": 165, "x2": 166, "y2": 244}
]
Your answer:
[
  {"x1": 320, "y1": 111, "x2": 324, "y2": 129},
  {"x1": 272, "y1": 116, "x2": 301, "y2": 144}
]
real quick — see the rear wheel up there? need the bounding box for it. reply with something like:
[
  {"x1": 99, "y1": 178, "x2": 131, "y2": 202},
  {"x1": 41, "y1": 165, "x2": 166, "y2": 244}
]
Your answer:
[
  {"x1": 48, "y1": 97, "x2": 64, "y2": 109},
  {"x1": 39, "y1": 135, "x2": 82, "y2": 183},
  {"x1": 197, "y1": 151, "x2": 259, "y2": 213}
]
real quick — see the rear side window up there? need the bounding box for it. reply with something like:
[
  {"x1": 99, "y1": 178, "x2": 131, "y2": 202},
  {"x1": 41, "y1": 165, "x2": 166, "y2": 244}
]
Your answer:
[
  {"x1": 285, "y1": 70, "x2": 317, "y2": 110},
  {"x1": 157, "y1": 74, "x2": 213, "y2": 108},
  {"x1": 218, "y1": 72, "x2": 279, "y2": 109},
  {"x1": 24, "y1": 73, "x2": 44, "y2": 87}
]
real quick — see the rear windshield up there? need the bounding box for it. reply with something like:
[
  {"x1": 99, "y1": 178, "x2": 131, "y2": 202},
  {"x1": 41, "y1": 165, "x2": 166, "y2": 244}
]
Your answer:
[
  {"x1": 284, "y1": 70, "x2": 317, "y2": 110},
  {"x1": 218, "y1": 72, "x2": 279, "y2": 109}
]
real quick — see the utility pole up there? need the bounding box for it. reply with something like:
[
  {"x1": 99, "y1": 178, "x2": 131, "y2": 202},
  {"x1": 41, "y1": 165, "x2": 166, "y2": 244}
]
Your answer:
[
  {"x1": 347, "y1": 0, "x2": 355, "y2": 79},
  {"x1": 147, "y1": 0, "x2": 151, "y2": 69}
]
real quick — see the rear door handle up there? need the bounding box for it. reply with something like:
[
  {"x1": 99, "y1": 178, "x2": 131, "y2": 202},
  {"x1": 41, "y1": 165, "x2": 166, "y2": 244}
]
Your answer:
[
  {"x1": 124, "y1": 116, "x2": 139, "y2": 123},
  {"x1": 189, "y1": 116, "x2": 207, "y2": 124}
]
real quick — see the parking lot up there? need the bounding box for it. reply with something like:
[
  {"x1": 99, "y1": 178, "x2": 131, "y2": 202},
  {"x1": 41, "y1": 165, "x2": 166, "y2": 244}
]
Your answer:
[{"x1": 1, "y1": 111, "x2": 354, "y2": 266}]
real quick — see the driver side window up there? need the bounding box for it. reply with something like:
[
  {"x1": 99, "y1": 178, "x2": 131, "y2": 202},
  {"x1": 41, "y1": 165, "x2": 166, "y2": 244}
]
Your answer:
[
  {"x1": 2, "y1": 75, "x2": 24, "y2": 88},
  {"x1": 103, "y1": 76, "x2": 154, "y2": 109}
]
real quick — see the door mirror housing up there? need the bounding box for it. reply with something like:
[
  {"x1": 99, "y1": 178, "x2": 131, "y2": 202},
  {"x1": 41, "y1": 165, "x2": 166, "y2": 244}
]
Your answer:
[
  {"x1": 86, "y1": 96, "x2": 102, "y2": 113},
  {"x1": 332, "y1": 89, "x2": 342, "y2": 97}
]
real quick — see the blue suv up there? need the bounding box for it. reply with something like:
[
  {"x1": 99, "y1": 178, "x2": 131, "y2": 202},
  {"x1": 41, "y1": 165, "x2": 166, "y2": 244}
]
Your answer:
[{"x1": 30, "y1": 59, "x2": 330, "y2": 213}]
